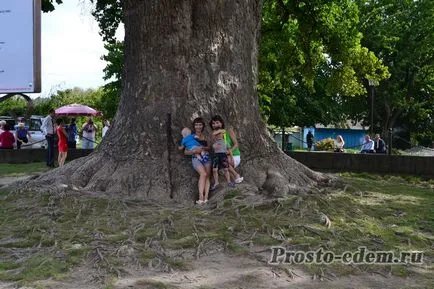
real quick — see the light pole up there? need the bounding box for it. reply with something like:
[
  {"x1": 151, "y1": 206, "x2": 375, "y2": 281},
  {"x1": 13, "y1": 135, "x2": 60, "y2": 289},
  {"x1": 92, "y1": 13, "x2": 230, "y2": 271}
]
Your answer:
[{"x1": 368, "y1": 79, "x2": 376, "y2": 135}]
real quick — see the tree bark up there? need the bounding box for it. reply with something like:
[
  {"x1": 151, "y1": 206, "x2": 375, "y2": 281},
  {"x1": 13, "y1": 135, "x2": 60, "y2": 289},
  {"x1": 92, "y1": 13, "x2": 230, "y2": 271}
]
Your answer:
[{"x1": 28, "y1": 0, "x2": 327, "y2": 202}]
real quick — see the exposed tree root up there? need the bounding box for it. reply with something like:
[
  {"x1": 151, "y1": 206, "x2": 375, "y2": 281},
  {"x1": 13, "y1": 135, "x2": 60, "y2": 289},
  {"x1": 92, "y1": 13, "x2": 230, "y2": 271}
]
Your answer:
[{"x1": 18, "y1": 148, "x2": 340, "y2": 206}]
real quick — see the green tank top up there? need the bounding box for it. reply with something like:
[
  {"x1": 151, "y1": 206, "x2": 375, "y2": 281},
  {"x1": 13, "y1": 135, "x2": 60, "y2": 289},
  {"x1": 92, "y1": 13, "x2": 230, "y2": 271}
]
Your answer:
[{"x1": 223, "y1": 130, "x2": 240, "y2": 156}]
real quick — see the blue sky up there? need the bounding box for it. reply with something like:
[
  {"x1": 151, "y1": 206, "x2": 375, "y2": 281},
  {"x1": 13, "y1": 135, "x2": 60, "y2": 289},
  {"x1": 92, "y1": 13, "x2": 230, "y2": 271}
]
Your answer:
[{"x1": 40, "y1": 1, "x2": 123, "y2": 97}]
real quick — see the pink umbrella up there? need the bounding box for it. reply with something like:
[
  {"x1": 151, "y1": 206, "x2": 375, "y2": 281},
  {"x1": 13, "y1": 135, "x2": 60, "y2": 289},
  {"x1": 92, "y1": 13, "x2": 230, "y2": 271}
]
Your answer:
[{"x1": 55, "y1": 103, "x2": 102, "y2": 116}]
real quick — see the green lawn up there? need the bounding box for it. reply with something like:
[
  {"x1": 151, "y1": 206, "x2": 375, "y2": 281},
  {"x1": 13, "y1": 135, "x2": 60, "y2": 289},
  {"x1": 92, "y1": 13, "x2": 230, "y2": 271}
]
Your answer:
[
  {"x1": 0, "y1": 162, "x2": 49, "y2": 177},
  {"x1": 0, "y1": 171, "x2": 432, "y2": 286}
]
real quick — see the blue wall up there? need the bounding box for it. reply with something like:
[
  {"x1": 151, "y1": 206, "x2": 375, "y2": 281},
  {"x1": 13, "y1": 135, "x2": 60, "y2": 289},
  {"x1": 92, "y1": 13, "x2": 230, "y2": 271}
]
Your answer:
[{"x1": 303, "y1": 128, "x2": 367, "y2": 150}]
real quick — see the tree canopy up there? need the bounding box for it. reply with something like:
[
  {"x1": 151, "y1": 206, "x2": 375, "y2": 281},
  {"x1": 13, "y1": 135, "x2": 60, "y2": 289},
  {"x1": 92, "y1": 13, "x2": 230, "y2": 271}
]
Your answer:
[
  {"x1": 258, "y1": 0, "x2": 390, "y2": 128},
  {"x1": 356, "y1": 0, "x2": 434, "y2": 143},
  {"x1": 41, "y1": 0, "x2": 433, "y2": 145}
]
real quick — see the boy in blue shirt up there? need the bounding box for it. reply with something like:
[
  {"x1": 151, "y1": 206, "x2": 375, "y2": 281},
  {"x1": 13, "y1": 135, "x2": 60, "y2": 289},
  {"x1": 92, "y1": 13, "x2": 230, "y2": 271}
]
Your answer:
[{"x1": 179, "y1": 127, "x2": 205, "y2": 161}]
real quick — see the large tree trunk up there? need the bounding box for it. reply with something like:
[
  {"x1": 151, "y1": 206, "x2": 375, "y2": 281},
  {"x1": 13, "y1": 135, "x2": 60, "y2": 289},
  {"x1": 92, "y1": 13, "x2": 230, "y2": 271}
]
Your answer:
[{"x1": 28, "y1": 0, "x2": 327, "y2": 201}]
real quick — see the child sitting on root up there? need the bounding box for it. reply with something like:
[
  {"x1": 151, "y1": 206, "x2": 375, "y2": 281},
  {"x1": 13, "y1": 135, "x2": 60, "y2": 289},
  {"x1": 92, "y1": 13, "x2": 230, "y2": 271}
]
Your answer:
[
  {"x1": 210, "y1": 129, "x2": 235, "y2": 190},
  {"x1": 179, "y1": 127, "x2": 207, "y2": 161}
]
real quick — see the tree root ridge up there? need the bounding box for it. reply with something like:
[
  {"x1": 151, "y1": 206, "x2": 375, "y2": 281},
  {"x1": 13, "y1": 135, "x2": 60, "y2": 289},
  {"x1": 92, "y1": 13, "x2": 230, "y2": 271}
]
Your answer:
[
  {"x1": 242, "y1": 151, "x2": 337, "y2": 198},
  {"x1": 18, "y1": 149, "x2": 339, "y2": 202}
]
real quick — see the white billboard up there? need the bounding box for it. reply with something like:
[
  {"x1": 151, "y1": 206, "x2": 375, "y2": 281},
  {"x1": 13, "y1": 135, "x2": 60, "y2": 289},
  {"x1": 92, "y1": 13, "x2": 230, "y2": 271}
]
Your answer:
[{"x1": 0, "y1": 0, "x2": 41, "y2": 94}]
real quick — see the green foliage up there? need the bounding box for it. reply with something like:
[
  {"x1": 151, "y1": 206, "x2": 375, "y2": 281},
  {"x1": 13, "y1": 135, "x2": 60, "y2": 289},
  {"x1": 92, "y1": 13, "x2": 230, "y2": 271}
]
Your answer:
[
  {"x1": 41, "y1": 0, "x2": 63, "y2": 13},
  {"x1": 315, "y1": 137, "x2": 335, "y2": 151},
  {"x1": 41, "y1": 0, "x2": 433, "y2": 145},
  {"x1": 357, "y1": 0, "x2": 434, "y2": 139},
  {"x1": 259, "y1": 0, "x2": 390, "y2": 128},
  {"x1": 91, "y1": 0, "x2": 123, "y2": 44},
  {"x1": 0, "y1": 96, "x2": 27, "y2": 117},
  {"x1": 99, "y1": 41, "x2": 124, "y2": 119}
]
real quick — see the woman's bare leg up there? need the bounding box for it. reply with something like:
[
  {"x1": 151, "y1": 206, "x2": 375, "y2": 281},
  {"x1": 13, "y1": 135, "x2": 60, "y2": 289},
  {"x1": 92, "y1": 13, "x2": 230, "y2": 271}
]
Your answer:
[
  {"x1": 62, "y1": 152, "x2": 68, "y2": 166},
  {"x1": 203, "y1": 162, "x2": 211, "y2": 201},
  {"x1": 194, "y1": 165, "x2": 207, "y2": 202},
  {"x1": 57, "y1": 151, "x2": 62, "y2": 167},
  {"x1": 212, "y1": 168, "x2": 219, "y2": 186},
  {"x1": 224, "y1": 168, "x2": 231, "y2": 183}
]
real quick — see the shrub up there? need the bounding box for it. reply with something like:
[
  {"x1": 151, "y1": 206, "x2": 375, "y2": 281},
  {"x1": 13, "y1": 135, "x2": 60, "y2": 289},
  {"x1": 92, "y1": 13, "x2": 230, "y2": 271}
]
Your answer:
[{"x1": 315, "y1": 138, "x2": 335, "y2": 151}]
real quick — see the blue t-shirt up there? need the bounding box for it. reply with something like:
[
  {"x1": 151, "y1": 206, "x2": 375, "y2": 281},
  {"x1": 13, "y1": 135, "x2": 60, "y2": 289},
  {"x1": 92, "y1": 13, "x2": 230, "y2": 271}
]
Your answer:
[
  {"x1": 17, "y1": 128, "x2": 28, "y2": 138},
  {"x1": 181, "y1": 134, "x2": 201, "y2": 150}
]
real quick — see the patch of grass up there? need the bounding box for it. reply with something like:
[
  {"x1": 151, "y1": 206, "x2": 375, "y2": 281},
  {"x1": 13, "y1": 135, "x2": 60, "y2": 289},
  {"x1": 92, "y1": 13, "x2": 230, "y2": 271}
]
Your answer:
[
  {"x1": 227, "y1": 242, "x2": 249, "y2": 254},
  {"x1": 134, "y1": 279, "x2": 179, "y2": 289},
  {"x1": 165, "y1": 258, "x2": 192, "y2": 271},
  {"x1": 140, "y1": 249, "x2": 157, "y2": 263},
  {"x1": 252, "y1": 234, "x2": 282, "y2": 246},
  {"x1": 224, "y1": 190, "x2": 241, "y2": 199},
  {"x1": 135, "y1": 227, "x2": 159, "y2": 242},
  {"x1": 163, "y1": 235, "x2": 197, "y2": 249},
  {"x1": 66, "y1": 247, "x2": 91, "y2": 265},
  {"x1": 0, "y1": 261, "x2": 20, "y2": 271},
  {"x1": 0, "y1": 162, "x2": 48, "y2": 177},
  {"x1": 0, "y1": 254, "x2": 68, "y2": 283}
]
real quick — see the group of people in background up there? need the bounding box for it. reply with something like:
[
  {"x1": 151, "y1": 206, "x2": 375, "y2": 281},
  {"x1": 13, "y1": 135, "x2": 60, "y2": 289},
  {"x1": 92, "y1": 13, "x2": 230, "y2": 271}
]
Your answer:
[
  {"x1": 360, "y1": 134, "x2": 386, "y2": 154},
  {"x1": 305, "y1": 130, "x2": 387, "y2": 153},
  {"x1": 0, "y1": 119, "x2": 32, "y2": 149},
  {"x1": 0, "y1": 121, "x2": 15, "y2": 149},
  {"x1": 333, "y1": 133, "x2": 387, "y2": 153},
  {"x1": 40, "y1": 109, "x2": 111, "y2": 167},
  {"x1": 179, "y1": 115, "x2": 244, "y2": 205}
]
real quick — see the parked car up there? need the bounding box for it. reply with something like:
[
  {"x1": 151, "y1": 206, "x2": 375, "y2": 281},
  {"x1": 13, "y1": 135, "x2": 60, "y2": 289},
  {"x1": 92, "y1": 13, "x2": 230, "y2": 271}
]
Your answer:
[
  {"x1": 0, "y1": 116, "x2": 47, "y2": 149},
  {"x1": 24, "y1": 116, "x2": 47, "y2": 149}
]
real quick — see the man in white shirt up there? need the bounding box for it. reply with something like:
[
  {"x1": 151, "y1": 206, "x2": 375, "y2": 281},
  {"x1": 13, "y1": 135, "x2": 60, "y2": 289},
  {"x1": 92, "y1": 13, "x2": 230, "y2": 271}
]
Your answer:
[
  {"x1": 360, "y1": 135, "x2": 375, "y2": 154},
  {"x1": 41, "y1": 109, "x2": 56, "y2": 167}
]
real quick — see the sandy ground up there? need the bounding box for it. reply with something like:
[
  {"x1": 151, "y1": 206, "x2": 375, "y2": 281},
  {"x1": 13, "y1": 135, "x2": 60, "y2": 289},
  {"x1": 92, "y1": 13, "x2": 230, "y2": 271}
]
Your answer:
[
  {"x1": 112, "y1": 253, "x2": 431, "y2": 289},
  {"x1": 0, "y1": 252, "x2": 430, "y2": 289}
]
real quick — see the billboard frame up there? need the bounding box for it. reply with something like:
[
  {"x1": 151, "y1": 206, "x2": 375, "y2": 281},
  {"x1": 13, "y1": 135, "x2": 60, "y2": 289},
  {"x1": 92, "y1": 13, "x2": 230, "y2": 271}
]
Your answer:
[{"x1": 0, "y1": 0, "x2": 41, "y2": 94}]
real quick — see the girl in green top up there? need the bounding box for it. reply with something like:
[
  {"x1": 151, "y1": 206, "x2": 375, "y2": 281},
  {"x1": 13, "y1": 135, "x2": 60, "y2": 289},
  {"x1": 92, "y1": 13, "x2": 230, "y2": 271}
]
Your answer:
[{"x1": 209, "y1": 115, "x2": 244, "y2": 184}]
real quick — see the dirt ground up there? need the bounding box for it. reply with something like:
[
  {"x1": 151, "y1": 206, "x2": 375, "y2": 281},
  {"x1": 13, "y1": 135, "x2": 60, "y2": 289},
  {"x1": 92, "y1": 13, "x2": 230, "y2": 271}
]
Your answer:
[
  {"x1": 0, "y1": 176, "x2": 432, "y2": 289},
  {"x1": 0, "y1": 252, "x2": 430, "y2": 289}
]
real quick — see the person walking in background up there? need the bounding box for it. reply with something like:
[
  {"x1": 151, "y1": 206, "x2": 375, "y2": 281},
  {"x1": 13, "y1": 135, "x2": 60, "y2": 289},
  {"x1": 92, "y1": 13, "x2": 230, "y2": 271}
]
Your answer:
[
  {"x1": 360, "y1": 135, "x2": 375, "y2": 153},
  {"x1": 41, "y1": 109, "x2": 56, "y2": 167},
  {"x1": 374, "y1": 134, "x2": 387, "y2": 154},
  {"x1": 15, "y1": 122, "x2": 31, "y2": 149},
  {"x1": 334, "y1": 135, "x2": 345, "y2": 152},
  {"x1": 81, "y1": 118, "x2": 97, "y2": 149},
  {"x1": 102, "y1": 120, "x2": 110, "y2": 138},
  {"x1": 0, "y1": 124, "x2": 15, "y2": 149},
  {"x1": 67, "y1": 118, "x2": 78, "y2": 149},
  {"x1": 56, "y1": 119, "x2": 68, "y2": 167},
  {"x1": 306, "y1": 130, "x2": 314, "y2": 151}
]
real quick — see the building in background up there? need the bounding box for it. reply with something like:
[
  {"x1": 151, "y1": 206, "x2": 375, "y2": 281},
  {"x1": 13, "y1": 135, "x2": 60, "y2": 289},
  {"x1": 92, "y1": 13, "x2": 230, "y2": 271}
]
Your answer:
[{"x1": 303, "y1": 121, "x2": 368, "y2": 150}]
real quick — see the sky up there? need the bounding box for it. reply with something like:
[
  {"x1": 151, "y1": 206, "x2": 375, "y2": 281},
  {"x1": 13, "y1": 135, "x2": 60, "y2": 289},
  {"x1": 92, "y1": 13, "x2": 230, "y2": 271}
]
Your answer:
[{"x1": 40, "y1": 1, "x2": 123, "y2": 97}]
